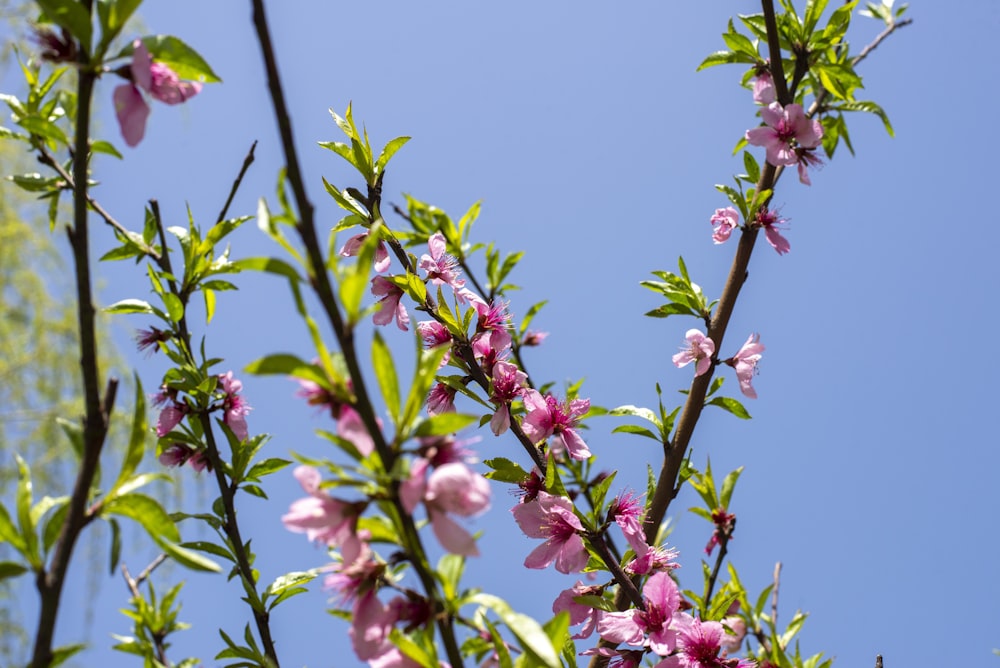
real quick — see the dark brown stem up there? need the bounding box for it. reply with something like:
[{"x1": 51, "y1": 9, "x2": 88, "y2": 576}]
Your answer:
[
  {"x1": 762, "y1": 0, "x2": 791, "y2": 105},
  {"x1": 248, "y1": 3, "x2": 464, "y2": 665},
  {"x1": 703, "y1": 519, "x2": 735, "y2": 609},
  {"x1": 217, "y1": 140, "x2": 258, "y2": 223},
  {"x1": 31, "y1": 13, "x2": 116, "y2": 662}
]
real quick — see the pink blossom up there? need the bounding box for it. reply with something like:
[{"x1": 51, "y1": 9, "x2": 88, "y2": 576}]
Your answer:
[
  {"x1": 795, "y1": 146, "x2": 824, "y2": 186},
  {"x1": 511, "y1": 491, "x2": 589, "y2": 574},
  {"x1": 489, "y1": 360, "x2": 527, "y2": 435},
  {"x1": 323, "y1": 538, "x2": 382, "y2": 604},
  {"x1": 522, "y1": 330, "x2": 548, "y2": 347},
  {"x1": 158, "y1": 443, "x2": 194, "y2": 467},
  {"x1": 426, "y1": 382, "x2": 456, "y2": 416},
  {"x1": 745, "y1": 102, "x2": 822, "y2": 168},
  {"x1": 371, "y1": 275, "x2": 410, "y2": 331},
  {"x1": 625, "y1": 544, "x2": 681, "y2": 576},
  {"x1": 472, "y1": 300, "x2": 512, "y2": 356},
  {"x1": 294, "y1": 376, "x2": 347, "y2": 419},
  {"x1": 350, "y1": 590, "x2": 395, "y2": 661},
  {"x1": 338, "y1": 406, "x2": 378, "y2": 457},
  {"x1": 580, "y1": 647, "x2": 644, "y2": 668},
  {"x1": 153, "y1": 388, "x2": 188, "y2": 437},
  {"x1": 672, "y1": 329, "x2": 715, "y2": 377},
  {"x1": 218, "y1": 372, "x2": 250, "y2": 441},
  {"x1": 187, "y1": 450, "x2": 211, "y2": 472},
  {"x1": 282, "y1": 466, "x2": 359, "y2": 546},
  {"x1": 752, "y1": 69, "x2": 776, "y2": 105},
  {"x1": 598, "y1": 571, "x2": 681, "y2": 656},
  {"x1": 521, "y1": 390, "x2": 591, "y2": 460},
  {"x1": 704, "y1": 507, "x2": 736, "y2": 555},
  {"x1": 419, "y1": 232, "x2": 465, "y2": 290},
  {"x1": 340, "y1": 232, "x2": 391, "y2": 273},
  {"x1": 720, "y1": 616, "x2": 747, "y2": 654},
  {"x1": 113, "y1": 40, "x2": 201, "y2": 147},
  {"x1": 653, "y1": 616, "x2": 754, "y2": 668},
  {"x1": 425, "y1": 462, "x2": 491, "y2": 556},
  {"x1": 553, "y1": 581, "x2": 603, "y2": 639},
  {"x1": 728, "y1": 334, "x2": 764, "y2": 399},
  {"x1": 753, "y1": 208, "x2": 789, "y2": 255},
  {"x1": 135, "y1": 327, "x2": 169, "y2": 356},
  {"x1": 710, "y1": 207, "x2": 740, "y2": 244},
  {"x1": 608, "y1": 491, "x2": 648, "y2": 556},
  {"x1": 417, "y1": 320, "x2": 452, "y2": 366}
]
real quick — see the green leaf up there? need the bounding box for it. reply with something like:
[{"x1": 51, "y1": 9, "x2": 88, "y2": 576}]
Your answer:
[
  {"x1": 371, "y1": 331, "x2": 401, "y2": 426},
  {"x1": 160, "y1": 541, "x2": 222, "y2": 572},
  {"x1": 374, "y1": 136, "x2": 410, "y2": 174},
  {"x1": 611, "y1": 424, "x2": 660, "y2": 442},
  {"x1": 609, "y1": 405, "x2": 661, "y2": 427},
  {"x1": 0, "y1": 504, "x2": 26, "y2": 554},
  {"x1": 17, "y1": 116, "x2": 69, "y2": 146},
  {"x1": 705, "y1": 396, "x2": 752, "y2": 420},
  {"x1": 0, "y1": 561, "x2": 29, "y2": 581},
  {"x1": 111, "y1": 374, "x2": 147, "y2": 494},
  {"x1": 235, "y1": 256, "x2": 302, "y2": 281},
  {"x1": 696, "y1": 50, "x2": 743, "y2": 71},
  {"x1": 244, "y1": 353, "x2": 328, "y2": 385},
  {"x1": 743, "y1": 150, "x2": 760, "y2": 184},
  {"x1": 96, "y1": 0, "x2": 143, "y2": 50},
  {"x1": 37, "y1": 0, "x2": 92, "y2": 50},
  {"x1": 412, "y1": 413, "x2": 478, "y2": 438},
  {"x1": 470, "y1": 593, "x2": 560, "y2": 668},
  {"x1": 245, "y1": 457, "x2": 292, "y2": 481},
  {"x1": 436, "y1": 553, "x2": 464, "y2": 602},
  {"x1": 400, "y1": 342, "x2": 451, "y2": 434},
  {"x1": 105, "y1": 298, "x2": 155, "y2": 315},
  {"x1": 719, "y1": 466, "x2": 744, "y2": 509},
  {"x1": 102, "y1": 493, "x2": 181, "y2": 543},
  {"x1": 835, "y1": 99, "x2": 894, "y2": 137},
  {"x1": 122, "y1": 35, "x2": 221, "y2": 83},
  {"x1": 15, "y1": 455, "x2": 40, "y2": 568},
  {"x1": 108, "y1": 517, "x2": 121, "y2": 575},
  {"x1": 90, "y1": 139, "x2": 123, "y2": 159},
  {"x1": 482, "y1": 458, "x2": 529, "y2": 484}
]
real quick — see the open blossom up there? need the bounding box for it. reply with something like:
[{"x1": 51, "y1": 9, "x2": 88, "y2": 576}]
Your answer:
[
  {"x1": 135, "y1": 326, "x2": 169, "y2": 356},
  {"x1": 745, "y1": 102, "x2": 822, "y2": 168},
  {"x1": 625, "y1": 544, "x2": 680, "y2": 576},
  {"x1": 417, "y1": 320, "x2": 452, "y2": 367},
  {"x1": 654, "y1": 616, "x2": 755, "y2": 668},
  {"x1": 598, "y1": 571, "x2": 681, "y2": 656},
  {"x1": 553, "y1": 581, "x2": 604, "y2": 639},
  {"x1": 113, "y1": 39, "x2": 202, "y2": 147},
  {"x1": 472, "y1": 299, "x2": 512, "y2": 356},
  {"x1": 608, "y1": 491, "x2": 648, "y2": 556},
  {"x1": 419, "y1": 232, "x2": 465, "y2": 290},
  {"x1": 727, "y1": 333, "x2": 765, "y2": 399},
  {"x1": 340, "y1": 232, "x2": 390, "y2": 273},
  {"x1": 710, "y1": 207, "x2": 740, "y2": 244},
  {"x1": 424, "y1": 462, "x2": 491, "y2": 556},
  {"x1": 153, "y1": 388, "x2": 188, "y2": 437},
  {"x1": 218, "y1": 372, "x2": 250, "y2": 441},
  {"x1": 158, "y1": 443, "x2": 210, "y2": 472},
  {"x1": 511, "y1": 491, "x2": 588, "y2": 574},
  {"x1": 673, "y1": 329, "x2": 715, "y2": 377},
  {"x1": 281, "y1": 466, "x2": 360, "y2": 546},
  {"x1": 426, "y1": 382, "x2": 456, "y2": 416},
  {"x1": 489, "y1": 360, "x2": 527, "y2": 435},
  {"x1": 371, "y1": 275, "x2": 410, "y2": 331},
  {"x1": 753, "y1": 208, "x2": 789, "y2": 255},
  {"x1": 338, "y1": 406, "x2": 378, "y2": 457},
  {"x1": 521, "y1": 390, "x2": 591, "y2": 460}
]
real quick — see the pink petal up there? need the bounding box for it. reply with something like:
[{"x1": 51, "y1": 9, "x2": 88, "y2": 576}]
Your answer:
[
  {"x1": 430, "y1": 510, "x2": 479, "y2": 556},
  {"x1": 113, "y1": 84, "x2": 149, "y2": 147}
]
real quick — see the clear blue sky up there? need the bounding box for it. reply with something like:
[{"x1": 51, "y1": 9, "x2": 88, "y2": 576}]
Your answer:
[{"x1": 7, "y1": 1, "x2": 1000, "y2": 666}]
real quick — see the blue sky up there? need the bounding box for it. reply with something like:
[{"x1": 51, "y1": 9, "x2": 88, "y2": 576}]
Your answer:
[{"x1": 6, "y1": 1, "x2": 1000, "y2": 666}]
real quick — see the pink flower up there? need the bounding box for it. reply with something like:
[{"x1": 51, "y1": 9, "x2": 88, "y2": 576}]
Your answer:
[
  {"x1": 511, "y1": 491, "x2": 588, "y2": 574},
  {"x1": 113, "y1": 39, "x2": 202, "y2": 147},
  {"x1": 350, "y1": 590, "x2": 395, "y2": 661},
  {"x1": 217, "y1": 372, "x2": 250, "y2": 441},
  {"x1": 672, "y1": 329, "x2": 715, "y2": 377},
  {"x1": 598, "y1": 571, "x2": 681, "y2": 656},
  {"x1": 553, "y1": 581, "x2": 603, "y2": 639},
  {"x1": 710, "y1": 207, "x2": 740, "y2": 244},
  {"x1": 521, "y1": 390, "x2": 592, "y2": 460},
  {"x1": 158, "y1": 443, "x2": 194, "y2": 467},
  {"x1": 187, "y1": 450, "x2": 211, "y2": 472},
  {"x1": 424, "y1": 462, "x2": 491, "y2": 556},
  {"x1": 153, "y1": 388, "x2": 188, "y2": 437},
  {"x1": 371, "y1": 276, "x2": 410, "y2": 331},
  {"x1": 472, "y1": 300, "x2": 512, "y2": 356},
  {"x1": 426, "y1": 382, "x2": 456, "y2": 416},
  {"x1": 720, "y1": 616, "x2": 747, "y2": 654},
  {"x1": 753, "y1": 208, "x2": 789, "y2": 255},
  {"x1": 339, "y1": 231, "x2": 391, "y2": 273},
  {"x1": 727, "y1": 334, "x2": 764, "y2": 399},
  {"x1": 419, "y1": 232, "x2": 465, "y2": 290},
  {"x1": 489, "y1": 360, "x2": 527, "y2": 435},
  {"x1": 624, "y1": 544, "x2": 680, "y2": 576},
  {"x1": 608, "y1": 491, "x2": 648, "y2": 556},
  {"x1": 522, "y1": 330, "x2": 548, "y2": 347},
  {"x1": 417, "y1": 320, "x2": 452, "y2": 366},
  {"x1": 338, "y1": 406, "x2": 378, "y2": 457},
  {"x1": 654, "y1": 616, "x2": 753, "y2": 668},
  {"x1": 752, "y1": 68, "x2": 776, "y2": 105},
  {"x1": 135, "y1": 327, "x2": 169, "y2": 356},
  {"x1": 795, "y1": 146, "x2": 824, "y2": 186},
  {"x1": 704, "y1": 507, "x2": 736, "y2": 555},
  {"x1": 745, "y1": 102, "x2": 822, "y2": 168},
  {"x1": 281, "y1": 466, "x2": 359, "y2": 546}
]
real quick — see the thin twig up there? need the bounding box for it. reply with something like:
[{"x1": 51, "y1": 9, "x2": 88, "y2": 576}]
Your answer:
[
  {"x1": 217, "y1": 140, "x2": 258, "y2": 223},
  {"x1": 771, "y1": 561, "x2": 782, "y2": 628},
  {"x1": 703, "y1": 518, "x2": 736, "y2": 608},
  {"x1": 36, "y1": 144, "x2": 158, "y2": 259}
]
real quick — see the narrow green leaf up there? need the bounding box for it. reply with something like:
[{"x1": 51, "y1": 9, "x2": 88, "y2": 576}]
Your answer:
[
  {"x1": 0, "y1": 561, "x2": 29, "y2": 581},
  {"x1": 470, "y1": 593, "x2": 560, "y2": 668},
  {"x1": 102, "y1": 493, "x2": 181, "y2": 543},
  {"x1": 705, "y1": 396, "x2": 752, "y2": 420},
  {"x1": 412, "y1": 413, "x2": 478, "y2": 437},
  {"x1": 111, "y1": 374, "x2": 146, "y2": 494},
  {"x1": 160, "y1": 540, "x2": 222, "y2": 572},
  {"x1": 400, "y1": 343, "x2": 450, "y2": 433},
  {"x1": 374, "y1": 136, "x2": 410, "y2": 174},
  {"x1": 371, "y1": 331, "x2": 401, "y2": 426}
]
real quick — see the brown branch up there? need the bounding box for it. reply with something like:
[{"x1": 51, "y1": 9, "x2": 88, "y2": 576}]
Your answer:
[
  {"x1": 121, "y1": 555, "x2": 171, "y2": 667},
  {"x1": 217, "y1": 140, "x2": 258, "y2": 223},
  {"x1": 762, "y1": 0, "x2": 791, "y2": 105},
  {"x1": 771, "y1": 561, "x2": 782, "y2": 628},
  {"x1": 31, "y1": 13, "x2": 116, "y2": 660}
]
